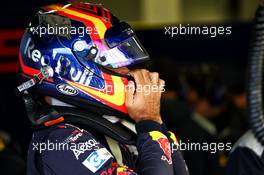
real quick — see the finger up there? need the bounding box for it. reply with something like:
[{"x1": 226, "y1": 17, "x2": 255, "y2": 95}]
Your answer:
[
  {"x1": 158, "y1": 79, "x2": 165, "y2": 94},
  {"x1": 125, "y1": 81, "x2": 135, "y2": 107},
  {"x1": 141, "y1": 69, "x2": 151, "y2": 84},
  {"x1": 128, "y1": 70, "x2": 145, "y2": 88},
  {"x1": 149, "y1": 72, "x2": 159, "y2": 85}
]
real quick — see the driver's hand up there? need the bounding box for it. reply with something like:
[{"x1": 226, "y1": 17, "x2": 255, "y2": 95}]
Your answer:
[{"x1": 125, "y1": 69, "x2": 165, "y2": 124}]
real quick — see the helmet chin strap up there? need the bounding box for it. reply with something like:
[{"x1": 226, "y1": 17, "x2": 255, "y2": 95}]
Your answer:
[
  {"x1": 23, "y1": 94, "x2": 136, "y2": 145},
  {"x1": 17, "y1": 65, "x2": 54, "y2": 93}
]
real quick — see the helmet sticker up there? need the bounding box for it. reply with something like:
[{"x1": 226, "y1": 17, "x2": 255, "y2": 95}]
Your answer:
[{"x1": 56, "y1": 84, "x2": 79, "y2": 96}]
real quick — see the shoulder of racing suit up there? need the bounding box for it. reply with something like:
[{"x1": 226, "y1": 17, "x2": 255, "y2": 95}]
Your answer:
[{"x1": 28, "y1": 123, "x2": 137, "y2": 175}]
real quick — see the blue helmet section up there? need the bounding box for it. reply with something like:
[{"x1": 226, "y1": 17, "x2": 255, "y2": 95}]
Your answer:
[{"x1": 19, "y1": 21, "x2": 107, "y2": 107}]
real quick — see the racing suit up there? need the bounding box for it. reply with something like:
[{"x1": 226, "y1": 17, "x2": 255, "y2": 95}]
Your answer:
[{"x1": 27, "y1": 120, "x2": 189, "y2": 175}]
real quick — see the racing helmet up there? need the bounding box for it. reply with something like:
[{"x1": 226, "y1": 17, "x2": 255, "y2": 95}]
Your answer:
[{"x1": 18, "y1": 1, "x2": 150, "y2": 118}]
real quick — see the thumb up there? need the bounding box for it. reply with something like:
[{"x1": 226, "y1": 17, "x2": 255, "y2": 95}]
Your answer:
[{"x1": 125, "y1": 81, "x2": 135, "y2": 107}]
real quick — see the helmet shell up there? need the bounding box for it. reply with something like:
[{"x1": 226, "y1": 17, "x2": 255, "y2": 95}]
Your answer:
[{"x1": 19, "y1": 2, "x2": 131, "y2": 115}]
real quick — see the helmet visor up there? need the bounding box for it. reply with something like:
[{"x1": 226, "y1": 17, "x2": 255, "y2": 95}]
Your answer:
[
  {"x1": 97, "y1": 36, "x2": 149, "y2": 68},
  {"x1": 96, "y1": 22, "x2": 149, "y2": 68}
]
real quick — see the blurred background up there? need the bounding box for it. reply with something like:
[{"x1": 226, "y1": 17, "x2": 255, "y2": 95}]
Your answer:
[{"x1": 0, "y1": 0, "x2": 259, "y2": 175}]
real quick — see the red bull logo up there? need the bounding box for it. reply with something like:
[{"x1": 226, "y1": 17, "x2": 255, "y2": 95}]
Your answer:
[
  {"x1": 149, "y1": 131, "x2": 172, "y2": 165},
  {"x1": 157, "y1": 137, "x2": 172, "y2": 164}
]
